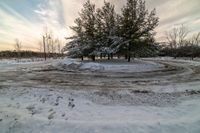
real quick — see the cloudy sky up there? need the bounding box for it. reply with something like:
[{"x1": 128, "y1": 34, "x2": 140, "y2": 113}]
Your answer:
[{"x1": 0, "y1": 0, "x2": 200, "y2": 51}]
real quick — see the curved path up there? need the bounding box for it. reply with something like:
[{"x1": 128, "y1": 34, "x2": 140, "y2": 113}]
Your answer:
[{"x1": 0, "y1": 58, "x2": 200, "y2": 133}]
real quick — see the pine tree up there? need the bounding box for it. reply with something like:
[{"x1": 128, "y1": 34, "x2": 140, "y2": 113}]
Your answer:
[
  {"x1": 95, "y1": 1, "x2": 118, "y2": 59},
  {"x1": 80, "y1": 0, "x2": 97, "y2": 61},
  {"x1": 121, "y1": 0, "x2": 159, "y2": 62},
  {"x1": 65, "y1": 0, "x2": 97, "y2": 61},
  {"x1": 64, "y1": 0, "x2": 159, "y2": 61},
  {"x1": 64, "y1": 18, "x2": 85, "y2": 60}
]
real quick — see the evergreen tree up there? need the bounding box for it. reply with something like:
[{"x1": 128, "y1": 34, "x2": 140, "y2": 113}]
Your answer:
[
  {"x1": 64, "y1": 0, "x2": 159, "y2": 61},
  {"x1": 80, "y1": 0, "x2": 97, "y2": 61},
  {"x1": 121, "y1": 0, "x2": 159, "y2": 62},
  {"x1": 96, "y1": 1, "x2": 125, "y2": 59},
  {"x1": 66, "y1": 18, "x2": 85, "y2": 60},
  {"x1": 65, "y1": 0, "x2": 97, "y2": 61}
]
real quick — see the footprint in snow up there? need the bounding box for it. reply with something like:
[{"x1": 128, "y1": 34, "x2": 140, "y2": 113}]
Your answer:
[
  {"x1": 68, "y1": 98, "x2": 75, "y2": 108},
  {"x1": 48, "y1": 112, "x2": 56, "y2": 120}
]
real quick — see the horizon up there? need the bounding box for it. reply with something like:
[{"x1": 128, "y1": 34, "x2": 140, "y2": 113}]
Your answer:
[{"x1": 0, "y1": 0, "x2": 200, "y2": 51}]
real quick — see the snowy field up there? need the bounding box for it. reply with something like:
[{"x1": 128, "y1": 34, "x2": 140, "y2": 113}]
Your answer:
[{"x1": 0, "y1": 57, "x2": 200, "y2": 133}]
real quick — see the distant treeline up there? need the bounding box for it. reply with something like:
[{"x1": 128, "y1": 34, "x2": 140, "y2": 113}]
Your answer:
[
  {"x1": 0, "y1": 51, "x2": 64, "y2": 59},
  {"x1": 160, "y1": 45, "x2": 200, "y2": 59},
  {"x1": 1, "y1": 46, "x2": 200, "y2": 60}
]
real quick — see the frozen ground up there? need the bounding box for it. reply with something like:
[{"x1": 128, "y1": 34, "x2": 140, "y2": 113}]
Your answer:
[
  {"x1": 0, "y1": 57, "x2": 200, "y2": 133},
  {"x1": 57, "y1": 58, "x2": 164, "y2": 72}
]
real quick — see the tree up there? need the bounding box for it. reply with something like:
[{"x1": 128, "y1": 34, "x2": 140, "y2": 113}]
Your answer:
[
  {"x1": 165, "y1": 27, "x2": 178, "y2": 49},
  {"x1": 66, "y1": 0, "x2": 97, "y2": 61},
  {"x1": 38, "y1": 41, "x2": 43, "y2": 52},
  {"x1": 42, "y1": 26, "x2": 53, "y2": 60},
  {"x1": 190, "y1": 32, "x2": 200, "y2": 46},
  {"x1": 133, "y1": 34, "x2": 159, "y2": 57},
  {"x1": 178, "y1": 25, "x2": 189, "y2": 47},
  {"x1": 80, "y1": 0, "x2": 97, "y2": 61},
  {"x1": 64, "y1": 0, "x2": 159, "y2": 61},
  {"x1": 65, "y1": 18, "x2": 85, "y2": 60},
  {"x1": 121, "y1": 0, "x2": 159, "y2": 62},
  {"x1": 56, "y1": 39, "x2": 61, "y2": 54},
  {"x1": 165, "y1": 25, "x2": 189, "y2": 48},
  {"x1": 14, "y1": 39, "x2": 22, "y2": 59},
  {"x1": 96, "y1": 1, "x2": 116, "y2": 59}
]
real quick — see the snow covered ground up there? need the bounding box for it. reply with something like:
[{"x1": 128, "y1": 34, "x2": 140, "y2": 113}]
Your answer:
[
  {"x1": 0, "y1": 58, "x2": 200, "y2": 133},
  {"x1": 57, "y1": 58, "x2": 164, "y2": 72}
]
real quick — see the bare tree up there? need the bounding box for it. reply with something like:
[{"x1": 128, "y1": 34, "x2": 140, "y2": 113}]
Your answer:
[
  {"x1": 165, "y1": 28, "x2": 178, "y2": 48},
  {"x1": 38, "y1": 41, "x2": 43, "y2": 52},
  {"x1": 54, "y1": 39, "x2": 62, "y2": 54},
  {"x1": 178, "y1": 25, "x2": 189, "y2": 47},
  {"x1": 190, "y1": 32, "x2": 200, "y2": 46},
  {"x1": 43, "y1": 26, "x2": 52, "y2": 60},
  {"x1": 166, "y1": 25, "x2": 189, "y2": 48},
  {"x1": 14, "y1": 39, "x2": 22, "y2": 59},
  {"x1": 57, "y1": 40, "x2": 61, "y2": 54},
  {"x1": 51, "y1": 39, "x2": 56, "y2": 54}
]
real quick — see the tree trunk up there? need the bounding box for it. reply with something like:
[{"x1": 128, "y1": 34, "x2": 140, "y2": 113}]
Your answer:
[
  {"x1": 128, "y1": 55, "x2": 131, "y2": 62},
  {"x1": 191, "y1": 56, "x2": 194, "y2": 60},
  {"x1": 127, "y1": 42, "x2": 131, "y2": 62},
  {"x1": 81, "y1": 56, "x2": 84, "y2": 61},
  {"x1": 108, "y1": 54, "x2": 110, "y2": 60},
  {"x1": 100, "y1": 53, "x2": 102, "y2": 59},
  {"x1": 118, "y1": 55, "x2": 120, "y2": 59},
  {"x1": 92, "y1": 55, "x2": 95, "y2": 61},
  {"x1": 111, "y1": 53, "x2": 113, "y2": 59},
  {"x1": 43, "y1": 36, "x2": 47, "y2": 61},
  {"x1": 125, "y1": 55, "x2": 128, "y2": 59}
]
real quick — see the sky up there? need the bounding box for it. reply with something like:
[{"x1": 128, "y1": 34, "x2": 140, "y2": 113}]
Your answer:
[{"x1": 0, "y1": 0, "x2": 200, "y2": 51}]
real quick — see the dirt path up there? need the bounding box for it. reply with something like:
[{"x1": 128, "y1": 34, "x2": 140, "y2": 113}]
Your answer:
[{"x1": 0, "y1": 58, "x2": 200, "y2": 133}]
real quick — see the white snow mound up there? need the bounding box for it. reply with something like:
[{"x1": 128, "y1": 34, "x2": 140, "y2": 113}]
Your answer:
[{"x1": 58, "y1": 58, "x2": 164, "y2": 72}]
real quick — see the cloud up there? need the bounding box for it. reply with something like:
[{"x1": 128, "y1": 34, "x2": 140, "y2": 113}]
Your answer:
[
  {"x1": 0, "y1": 0, "x2": 67, "y2": 51},
  {"x1": 60, "y1": 0, "x2": 200, "y2": 42},
  {"x1": 0, "y1": 4, "x2": 43, "y2": 50},
  {"x1": 1, "y1": 0, "x2": 200, "y2": 50}
]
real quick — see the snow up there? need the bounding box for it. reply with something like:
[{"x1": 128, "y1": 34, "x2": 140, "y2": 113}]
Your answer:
[
  {"x1": 1, "y1": 57, "x2": 200, "y2": 133},
  {"x1": 146, "y1": 57, "x2": 200, "y2": 66},
  {"x1": 57, "y1": 58, "x2": 164, "y2": 72},
  {"x1": 80, "y1": 62, "x2": 105, "y2": 71},
  {"x1": 0, "y1": 87, "x2": 200, "y2": 133},
  {"x1": 0, "y1": 58, "x2": 44, "y2": 65}
]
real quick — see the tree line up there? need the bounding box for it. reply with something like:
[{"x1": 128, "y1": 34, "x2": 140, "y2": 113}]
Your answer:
[
  {"x1": 161, "y1": 25, "x2": 200, "y2": 60},
  {"x1": 0, "y1": 51, "x2": 63, "y2": 59},
  {"x1": 0, "y1": 35, "x2": 64, "y2": 59},
  {"x1": 8, "y1": 27, "x2": 64, "y2": 60},
  {"x1": 63, "y1": 0, "x2": 159, "y2": 62}
]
